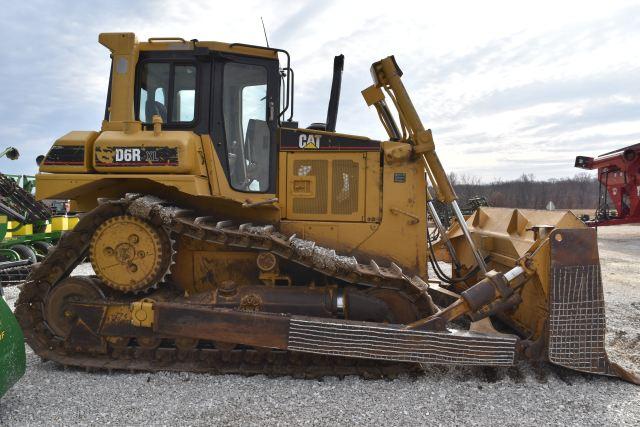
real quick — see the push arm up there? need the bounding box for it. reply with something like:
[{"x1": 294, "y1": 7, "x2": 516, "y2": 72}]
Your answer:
[{"x1": 363, "y1": 56, "x2": 488, "y2": 274}]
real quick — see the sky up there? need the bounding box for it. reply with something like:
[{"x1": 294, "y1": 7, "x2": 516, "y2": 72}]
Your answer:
[{"x1": 1, "y1": 0, "x2": 640, "y2": 180}]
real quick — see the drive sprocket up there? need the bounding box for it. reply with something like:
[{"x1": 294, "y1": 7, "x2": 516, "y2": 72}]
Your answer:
[{"x1": 89, "y1": 214, "x2": 172, "y2": 293}]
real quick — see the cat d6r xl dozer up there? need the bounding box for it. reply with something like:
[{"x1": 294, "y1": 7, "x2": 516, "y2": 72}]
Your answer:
[{"x1": 16, "y1": 33, "x2": 638, "y2": 383}]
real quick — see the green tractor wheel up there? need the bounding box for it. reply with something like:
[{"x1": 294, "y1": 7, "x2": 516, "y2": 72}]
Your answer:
[
  {"x1": 30, "y1": 241, "x2": 53, "y2": 258},
  {"x1": 10, "y1": 244, "x2": 37, "y2": 264},
  {"x1": 0, "y1": 249, "x2": 20, "y2": 262}
]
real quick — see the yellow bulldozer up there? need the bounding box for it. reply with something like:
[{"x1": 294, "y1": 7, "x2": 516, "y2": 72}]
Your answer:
[{"x1": 15, "y1": 33, "x2": 638, "y2": 383}]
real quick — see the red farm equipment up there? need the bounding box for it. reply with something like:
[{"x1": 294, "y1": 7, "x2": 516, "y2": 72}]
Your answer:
[{"x1": 575, "y1": 143, "x2": 640, "y2": 226}]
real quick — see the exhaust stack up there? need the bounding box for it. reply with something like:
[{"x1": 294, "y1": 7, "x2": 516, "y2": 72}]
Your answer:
[
  {"x1": 325, "y1": 54, "x2": 344, "y2": 132},
  {"x1": 308, "y1": 54, "x2": 344, "y2": 132}
]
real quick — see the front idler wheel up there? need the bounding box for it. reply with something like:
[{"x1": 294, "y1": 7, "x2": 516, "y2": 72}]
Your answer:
[{"x1": 44, "y1": 276, "x2": 106, "y2": 338}]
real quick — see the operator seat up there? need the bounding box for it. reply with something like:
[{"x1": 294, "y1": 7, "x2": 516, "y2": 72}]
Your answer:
[{"x1": 245, "y1": 119, "x2": 270, "y2": 191}]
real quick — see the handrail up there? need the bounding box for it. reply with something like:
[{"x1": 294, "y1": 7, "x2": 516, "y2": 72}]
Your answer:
[{"x1": 148, "y1": 37, "x2": 187, "y2": 43}]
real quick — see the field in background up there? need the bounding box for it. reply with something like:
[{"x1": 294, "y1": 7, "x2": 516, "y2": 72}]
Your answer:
[{"x1": 450, "y1": 173, "x2": 599, "y2": 210}]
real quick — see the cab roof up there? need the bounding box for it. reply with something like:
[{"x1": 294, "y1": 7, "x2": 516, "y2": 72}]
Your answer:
[{"x1": 99, "y1": 32, "x2": 279, "y2": 60}]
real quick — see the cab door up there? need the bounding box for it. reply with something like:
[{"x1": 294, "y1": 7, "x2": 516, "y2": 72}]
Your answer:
[{"x1": 211, "y1": 54, "x2": 280, "y2": 195}]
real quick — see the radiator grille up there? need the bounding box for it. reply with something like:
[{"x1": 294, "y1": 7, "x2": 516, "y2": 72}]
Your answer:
[
  {"x1": 331, "y1": 160, "x2": 359, "y2": 215},
  {"x1": 292, "y1": 160, "x2": 328, "y2": 214}
]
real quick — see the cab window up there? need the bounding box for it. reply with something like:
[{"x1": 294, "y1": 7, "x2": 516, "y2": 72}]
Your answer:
[
  {"x1": 138, "y1": 63, "x2": 196, "y2": 124},
  {"x1": 222, "y1": 62, "x2": 270, "y2": 192}
]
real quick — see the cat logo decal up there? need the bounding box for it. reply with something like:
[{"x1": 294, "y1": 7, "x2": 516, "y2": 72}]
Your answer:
[{"x1": 298, "y1": 134, "x2": 322, "y2": 149}]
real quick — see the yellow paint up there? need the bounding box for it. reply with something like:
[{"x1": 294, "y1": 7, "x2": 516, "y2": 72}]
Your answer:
[
  {"x1": 8, "y1": 222, "x2": 32, "y2": 236},
  {"x1": 35, "y1": 173, "x2": 212, "y2": 211},
  {"x1": 130, "y1": 299, "x2": 154, "y2": 328},
  {"x1": 51, "y1": 217, "x2": 70, "y2": 231}
]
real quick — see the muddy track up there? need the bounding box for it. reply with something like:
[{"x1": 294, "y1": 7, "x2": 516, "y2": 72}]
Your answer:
[{"x1": 14, "y1": 195, "x2": 437, "y2": 378}]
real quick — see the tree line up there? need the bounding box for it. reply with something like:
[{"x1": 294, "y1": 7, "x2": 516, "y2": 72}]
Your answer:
[{"x1": 446, "y1": 173, "x2": 599, "y2": 210}]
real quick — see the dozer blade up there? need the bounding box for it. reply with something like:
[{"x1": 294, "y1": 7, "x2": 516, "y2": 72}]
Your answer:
[
  {"x1": 548, "y1": 228, "x2": 638, "y2": 383},
  {"x1": 442, "y1": 207, "x2": 639, "y2": 384}
]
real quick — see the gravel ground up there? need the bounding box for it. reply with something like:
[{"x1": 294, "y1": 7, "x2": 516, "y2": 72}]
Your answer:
[{"x1": 1, "y1": 226, "x2": 639, "y2": 425}]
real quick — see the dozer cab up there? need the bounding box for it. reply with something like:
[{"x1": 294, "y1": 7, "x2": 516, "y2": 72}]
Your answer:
[{"x1": 16, "y1": 33, "x2": 638, "y2": 382}]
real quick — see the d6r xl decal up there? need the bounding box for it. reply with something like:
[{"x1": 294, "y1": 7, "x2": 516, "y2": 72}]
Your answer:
[{"x1": 95, "y1": 146, "x2": 179, "y2": 166}]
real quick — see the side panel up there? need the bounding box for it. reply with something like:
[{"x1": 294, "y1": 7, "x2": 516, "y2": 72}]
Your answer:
[
  {"x1": 285, "y1": 152, "x2": 367, "y2": 222},
  {"x1": 364, "y1": 153, "x2": 382, "y2": 222},
  {"x1": 356, "y1": 160, "x2": 428, "y2": 277},
  {"x1": 281, "y1": 155, "x2": 428, "y2": 277}
]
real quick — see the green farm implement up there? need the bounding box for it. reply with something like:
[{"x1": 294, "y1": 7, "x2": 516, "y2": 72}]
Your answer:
[
  {"x1": 0, "y1": 290, "x2": 25, "y2": 398},
  {"x1": 0, "y1": 146, "x2": 26, "y2": 399},
  {"x1": 0, "y1": 151, "x2": 78, "y2": 287}
]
